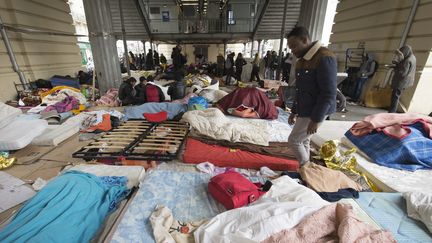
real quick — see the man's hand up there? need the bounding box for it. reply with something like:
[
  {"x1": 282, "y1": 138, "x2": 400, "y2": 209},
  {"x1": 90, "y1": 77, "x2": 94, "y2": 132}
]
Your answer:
[
  {"x1": 288, "y1": 113, "x2": 297, "y2": 125},
  {"x1": 307, "y1": 121, "x2": 318, "y2": 134}
]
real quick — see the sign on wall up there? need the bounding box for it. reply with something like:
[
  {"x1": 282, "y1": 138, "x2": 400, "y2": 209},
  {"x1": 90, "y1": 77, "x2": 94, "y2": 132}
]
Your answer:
[{"x1": 162, "y1": 11, "x2": 170, "y2": 22}]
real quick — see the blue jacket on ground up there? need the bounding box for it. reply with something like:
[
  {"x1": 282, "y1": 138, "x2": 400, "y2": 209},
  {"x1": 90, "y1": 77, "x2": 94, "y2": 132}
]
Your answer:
[{"x1": 292, "y1": 41, "x2": 337, "y2": 122}]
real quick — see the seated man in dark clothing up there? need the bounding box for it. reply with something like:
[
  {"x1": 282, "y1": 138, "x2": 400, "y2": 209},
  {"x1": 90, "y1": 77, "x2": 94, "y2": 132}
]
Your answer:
[
  {"x1": 77, "y1": 70, "x2": 92, "y2": 85},
  {"x1": 118, "y1": 77, "x2": 138, "y2": 106},
  {"x1": 135, "y1": 76, "x2": 147, "y2": 97}
]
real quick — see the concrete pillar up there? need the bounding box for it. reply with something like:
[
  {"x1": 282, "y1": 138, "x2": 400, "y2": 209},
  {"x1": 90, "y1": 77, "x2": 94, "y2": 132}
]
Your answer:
[
  {"x1": 243, "y1": 43, "x2": 246, "y2": 55},
  {"x1": 83, "y1": 0, "x2": 122, "y2": 94},
  {"x1": 250, "y1": 39, "x2": 254, "y2": 57},
  {"x1": 257, "y1": 39, "x2": 262, "y2": 57},
  {"x1": 298, "y1": 0, "x2": 328, "y2": 42}
]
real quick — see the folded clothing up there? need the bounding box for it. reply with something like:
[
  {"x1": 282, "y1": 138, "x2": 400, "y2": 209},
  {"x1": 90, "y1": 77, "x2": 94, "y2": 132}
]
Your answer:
[
  {"x1": 183, "y1": 138, "x2": 299, "y2": 171},
  {"x1": 300, "y1": 162, "x2": 363, "y2": 192},
  {"x1": 0, "y1": 119, "x2": 48, "y2": 150}
]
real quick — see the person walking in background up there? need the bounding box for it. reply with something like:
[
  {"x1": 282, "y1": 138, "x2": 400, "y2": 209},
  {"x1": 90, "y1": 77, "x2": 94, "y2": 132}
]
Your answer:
[
  {"x1": 153, "y1": 50, "x2": 160, "y2": 68},
  {"x1": 287, "y1": 26, "x2": 337, "y2": 165},
  {"x1": 225, "y1": 52, "x2": 235, "y2": 85},
  {"x1": 146, "y1": 49, "x2": 154, "y2": 70},
  {"x1": 388, "y1": 45, "x2": 416, "y2": 113},
  {"x1": 160, "y1": 53, "x2": 167, "y2": 72},
  {"x1": 216, "y1": 53, "x2": 225, "y2": 77},
  {"x1": 250, "y1": 53, "x2": 261, "y2": 83},
  {"x1": 282, "y1": 52, "x2": 293, "y2": 82},
  {"x1": 235, "y1": 53, "x2": 247, "y2": 81},
  {"x1": 264, "y1": 51, "x2": 271, "y2": 79}
]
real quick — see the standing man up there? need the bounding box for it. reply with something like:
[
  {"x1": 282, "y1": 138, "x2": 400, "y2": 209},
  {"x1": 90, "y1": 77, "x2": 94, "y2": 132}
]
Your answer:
[
  {"x1": 287, "y1": 26, "x2": 337, "y2": 165},
  {"x1": 388, "y1": 45, "x2": 416, "y2": 113}
]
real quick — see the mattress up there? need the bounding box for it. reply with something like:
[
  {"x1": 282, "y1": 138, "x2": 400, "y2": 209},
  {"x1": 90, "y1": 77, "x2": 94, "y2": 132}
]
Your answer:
[
  {"x1": 311, "y1": 120, "x2": 432, "y2": 194},
  {"x1": 110, "y1": 170, "x2": 224, "y2": 243},
  {"x1": 355, "y1": 192, "x2": 432, "y2": 243},
  {"x1": 183, "y1": 138, "x2": 299, "y2": 171},
  {"x1": 65, "y1": 164, "x2": 145, "y2": 189},
  {"x1": 0, "y1": 102, "x2": 22, "y2": 129},
  {"x1": 0, "y1": 119, "x2": 48, "y2": 150},
  {"x1": 31, "y1": 123, "x2": 79, "y2": 146}
]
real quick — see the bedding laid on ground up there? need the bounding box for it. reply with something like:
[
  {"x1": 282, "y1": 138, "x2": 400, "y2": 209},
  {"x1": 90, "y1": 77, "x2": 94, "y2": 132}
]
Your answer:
[
  {"x1": 346, "y1": 122, "x2": 432, "y2": 171},
  {"x1": 355, "y1": 192, "x2": 432, "y2": 243},
  {"x1": 0, "y1": 171, "x2": 129, "y2": 243},
  {"x1": 262, "y1": 203, "x2": 396, "y2": 243},
  {"x1": 125, "y1": 102, "x2": 187, "y2": 120},
  {"x1": 0, "y1": 102, "x2": 22, "y2": 129},
  {"x1": 403, "y1": 191, "x2": 432, "y2": 234},
  {"x1": 182, "y1": 108, "x2": 270, "y2": 146},
  {"x1": 0, "y1": 119, "x2": 48, "y2": 150},
  {"x1": 194, "y1": 176, "x2": 330, "y2": 243},
  {"x1": 111, "y1": 170, "x2": 224, "y2": 243},
  {"x1": 31, "y1": 123, "x2": 79, "y2": 146},
  {"x1": 183, "y1": 138, "x2": 299, "y2": 171},
  {"x1": 216, "y1": 87, "x2": 278, "y2": 119},
  {"x1": 190, "y1": 135, "x2": 296, "y2": 160}
]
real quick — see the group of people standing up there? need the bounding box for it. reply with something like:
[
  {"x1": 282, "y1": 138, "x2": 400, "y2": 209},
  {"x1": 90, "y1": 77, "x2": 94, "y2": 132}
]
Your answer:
[{"x1": 126, "y1": 50, "x2": 167, "y2": 72}]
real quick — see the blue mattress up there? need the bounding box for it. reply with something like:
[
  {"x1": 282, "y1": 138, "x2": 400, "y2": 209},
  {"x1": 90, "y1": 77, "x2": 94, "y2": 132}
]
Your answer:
[
  {"x1": 111, "y1": 170, "x2": 224, "y2": 243},
  {"x1": 356, "y1": 192, "x2": 432, "y2": 243}
]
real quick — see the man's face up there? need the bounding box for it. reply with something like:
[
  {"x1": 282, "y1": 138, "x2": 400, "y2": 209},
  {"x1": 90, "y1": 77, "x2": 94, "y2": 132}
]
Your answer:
[{"x1": 288, "y1": 36, "x2": 309, "y2": 58}]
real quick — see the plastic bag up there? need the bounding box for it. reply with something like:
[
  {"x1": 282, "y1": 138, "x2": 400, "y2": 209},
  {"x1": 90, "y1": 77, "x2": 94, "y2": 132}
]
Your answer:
[{"x1": 188, "y1": 96, "x2": 208, "y2": 111}]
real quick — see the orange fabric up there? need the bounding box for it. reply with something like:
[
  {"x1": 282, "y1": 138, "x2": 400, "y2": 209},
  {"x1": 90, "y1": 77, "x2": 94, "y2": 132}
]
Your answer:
[
  {"x1": 183, "y1": 138, "x2": 299, "y2": 171},
  {"x1": 84, "y1": 114, "x2": 112, "y2": 132}
]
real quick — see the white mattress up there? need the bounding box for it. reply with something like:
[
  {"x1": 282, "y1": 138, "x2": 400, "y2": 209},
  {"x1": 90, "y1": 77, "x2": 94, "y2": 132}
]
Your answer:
[
  {"x1": 0, "y1": 102, "x2": 22, "y2": 129},
  {"x1": 65, "y1": 164, "x2": 145, "y2": 189},
  {"x1": 0, "y1": 119, "x2": 48, "y2": 150},
  {"x1": 32, "y1": 123, "x2": 79, "y2": 146},
  {"x1": 312, "y1": 120, "x2": 432, "y2": 194}
]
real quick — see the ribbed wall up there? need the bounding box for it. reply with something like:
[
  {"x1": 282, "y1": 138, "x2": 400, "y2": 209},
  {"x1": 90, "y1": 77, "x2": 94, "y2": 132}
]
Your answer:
[
  {"x1": 329, "y1": 0, "x2": 432, "y2": 113},
  {"x1": 0, "y1": 0, "x2": 82, "y2": 102}
]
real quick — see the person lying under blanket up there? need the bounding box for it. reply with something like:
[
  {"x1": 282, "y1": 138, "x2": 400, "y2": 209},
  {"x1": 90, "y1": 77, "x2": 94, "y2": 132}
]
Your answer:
[{"x1": 216, "y1": 87, "x2": 278, "y2": 119}]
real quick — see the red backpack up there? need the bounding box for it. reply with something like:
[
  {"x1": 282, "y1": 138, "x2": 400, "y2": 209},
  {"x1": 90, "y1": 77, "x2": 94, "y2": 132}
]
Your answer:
[
  {"x1": 146, "y1": 84, "x2": 160, "y2": 102},
  {"x1": 208, "y1": 171, "x2": 265, "y2": 210}
]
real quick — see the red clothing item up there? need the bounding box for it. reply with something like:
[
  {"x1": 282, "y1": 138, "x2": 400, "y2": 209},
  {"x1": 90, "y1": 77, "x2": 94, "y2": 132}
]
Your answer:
[
  {"x1": 216, "y1": 87, "x2": 278, "y2": 120},
  {"x1": 145, "y1": 84, "x2": 161, "y2": 102},
  {"x1": 350, "y1": 113, "x2": 432, "y2": 139}
]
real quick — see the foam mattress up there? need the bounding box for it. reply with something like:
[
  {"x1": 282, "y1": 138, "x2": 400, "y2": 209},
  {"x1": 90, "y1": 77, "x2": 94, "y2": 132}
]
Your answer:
[
  {"x1": 0, "y1": 102, "x2": 22, "y2": 129},
  {"x1": 32, "y1": 123, "x2": 79, "y2": 146},
  {"x1": 183, "y1": 138, "x2": 299, "y2": 171},
  {"x1": 0, "y1": 119, "x2": 48, "y2": 150},
  {"x1": 355, "y1": 192, "x2": 432, "y2": 243}
]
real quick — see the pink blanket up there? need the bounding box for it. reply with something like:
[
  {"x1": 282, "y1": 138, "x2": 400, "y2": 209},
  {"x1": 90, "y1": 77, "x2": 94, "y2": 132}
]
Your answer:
[
  {"x1": 350, "y1": 113, "x2": 432, "y2": 139},
  {"x1": 262, "y1": 203, "x2": 396, "y2": 243}
]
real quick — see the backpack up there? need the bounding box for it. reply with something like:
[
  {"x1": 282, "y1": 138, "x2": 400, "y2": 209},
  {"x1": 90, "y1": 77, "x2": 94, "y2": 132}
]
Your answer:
[{"x1": 145, "y1": 85, "x2": 160, "y2": 102}]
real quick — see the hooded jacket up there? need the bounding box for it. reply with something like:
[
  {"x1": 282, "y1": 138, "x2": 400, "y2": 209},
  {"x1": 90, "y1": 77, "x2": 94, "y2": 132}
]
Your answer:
[{"x1": 391, "y1": 45, "x2": 416, "y2": 90}]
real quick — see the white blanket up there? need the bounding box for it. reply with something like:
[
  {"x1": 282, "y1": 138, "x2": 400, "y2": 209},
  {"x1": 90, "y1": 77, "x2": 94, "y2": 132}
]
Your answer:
[
  {"x1": 0, "y1": 102, "x2": 22, "y2": 129},
  {"x1": 181, "y1": 108, "x2": 270, "y2": 146},
  {"x1": 194, "y1": 176, "x2": 329, "y2": 243},
  {"x1": 403, "y1": 192, "x2": 432, "y2": 233}
]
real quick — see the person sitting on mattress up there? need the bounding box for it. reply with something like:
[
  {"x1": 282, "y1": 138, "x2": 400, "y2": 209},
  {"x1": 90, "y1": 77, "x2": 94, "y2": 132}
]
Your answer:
[
  {"x1": 137, "y1": 76, "x2": 165, "y2": 103},
  {"x1": 216, "y1": 87, "x2": 278, "y2": 119},
  {"x1": 287, "y1": 26, "x2": 337, "y2": 165},
  {"x1": 119, "y1": 77, "x2": 139, "y2": 106}
]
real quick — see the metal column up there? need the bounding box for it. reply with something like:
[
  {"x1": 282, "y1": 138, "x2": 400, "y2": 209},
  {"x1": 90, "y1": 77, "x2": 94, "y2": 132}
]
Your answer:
[
  {"x1": 0, "y1": 15, "x2": 28, "y2": 89},
  {"x1": 119, "y1": 0, "x2": 130, "y2": 76},
  {"x1": 276, "y1": 0, "x2": 289, "y2": 80},
  {"x1": 83, "y1": 0, "x2": 122, "y2": 94},
  {"x1": 298, "y1": 0, "x2": 328, "y2": 42},
  {"x1": 399, "y1": 0, "x2": 420, "y2": 48},
  {"x1": 257, "y1": 39, "x2": 261, "y2": 57},
  {"x1": 250, "y1": 39, "x2": 254, "y2": 57}
]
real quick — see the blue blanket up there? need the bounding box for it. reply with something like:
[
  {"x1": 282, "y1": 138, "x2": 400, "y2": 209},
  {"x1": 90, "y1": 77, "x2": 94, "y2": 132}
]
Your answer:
[
  {"x1": 125, "y1": 102, "x2": 188, "y2": 120},
  {"x1": 111, "y1": 170, "x2": 223, "y2": 243},
  {"x1": 346, "y1": 122, "x2": 432, "y2": 171},
  {"x1": 0, "y1": 171, "x2": 129, "y2": 243}
]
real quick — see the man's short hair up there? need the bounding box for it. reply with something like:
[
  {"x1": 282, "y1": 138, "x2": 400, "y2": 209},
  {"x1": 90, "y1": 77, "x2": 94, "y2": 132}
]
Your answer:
[
  {"x1": 287, "y1": 26, "x2": 310, "y2": 40},
  {"x1": 128, "y1": 77, "x2": 137, "y2": 83},
  {"x1": 139, "y1": 76, "x2": 146, "y2": 82}
]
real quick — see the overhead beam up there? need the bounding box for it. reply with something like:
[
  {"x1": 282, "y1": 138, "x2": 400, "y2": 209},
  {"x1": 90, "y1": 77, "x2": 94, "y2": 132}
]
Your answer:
[
  {"x1": 133, "y1": 0, "x2": 152, "y2": 39},
  {"x1": 252, "y1": 0, "x2": 270, "y2": 38}
]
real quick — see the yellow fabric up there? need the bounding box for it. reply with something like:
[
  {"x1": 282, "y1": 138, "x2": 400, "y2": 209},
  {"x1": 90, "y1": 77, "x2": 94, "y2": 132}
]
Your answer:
[
  {"x1": 316, "y1": 140, "x2": 381, "y2": 192},
  {"x1": 71, "y1": 104, "x2": 86, "y2": 115},
  {"x1": 40, "y1": 86, "x2": 81, "y2": 99},
  {"x1": 0, "y1": 157, "x2": 16, "y2": 170}
]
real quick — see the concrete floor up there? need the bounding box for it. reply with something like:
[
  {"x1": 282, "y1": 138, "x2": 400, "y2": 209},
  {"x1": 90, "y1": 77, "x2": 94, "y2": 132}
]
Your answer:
[{"x1": 331, "y1": 104, "x2": 386, "y2": 121}]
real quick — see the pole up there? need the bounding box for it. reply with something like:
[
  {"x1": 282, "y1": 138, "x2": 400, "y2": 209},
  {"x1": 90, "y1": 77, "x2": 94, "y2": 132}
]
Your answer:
[
  {"x1": 276, "y1": 0, "x2": 288, "y2": 80},
  {"x1": 257, "y1": 39, "x2": 261, "y2": 57},
  {"x1": 250, "y1": 39, "x2": 254, "y2": 57},
  {"x1": 119, "y1": 0, "x2": 130, "y2": 76},
  {"x1": 0, "y1": 16, "x2": 28, "y2": 89},
  {"x1": 399, "y1": 0, "x2": 420, "y2": 48}
]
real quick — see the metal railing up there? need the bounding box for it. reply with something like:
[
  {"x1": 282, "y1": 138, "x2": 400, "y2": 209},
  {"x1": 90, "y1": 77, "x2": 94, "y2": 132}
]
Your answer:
[{"x1": 148, "y1": 18, "x2": 255, "y2": 34}]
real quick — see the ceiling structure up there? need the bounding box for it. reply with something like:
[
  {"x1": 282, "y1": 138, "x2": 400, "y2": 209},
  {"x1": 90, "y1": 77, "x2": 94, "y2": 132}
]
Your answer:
[{"x1": 107, "y1": 0, "x2": 302, "y2": 43}]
